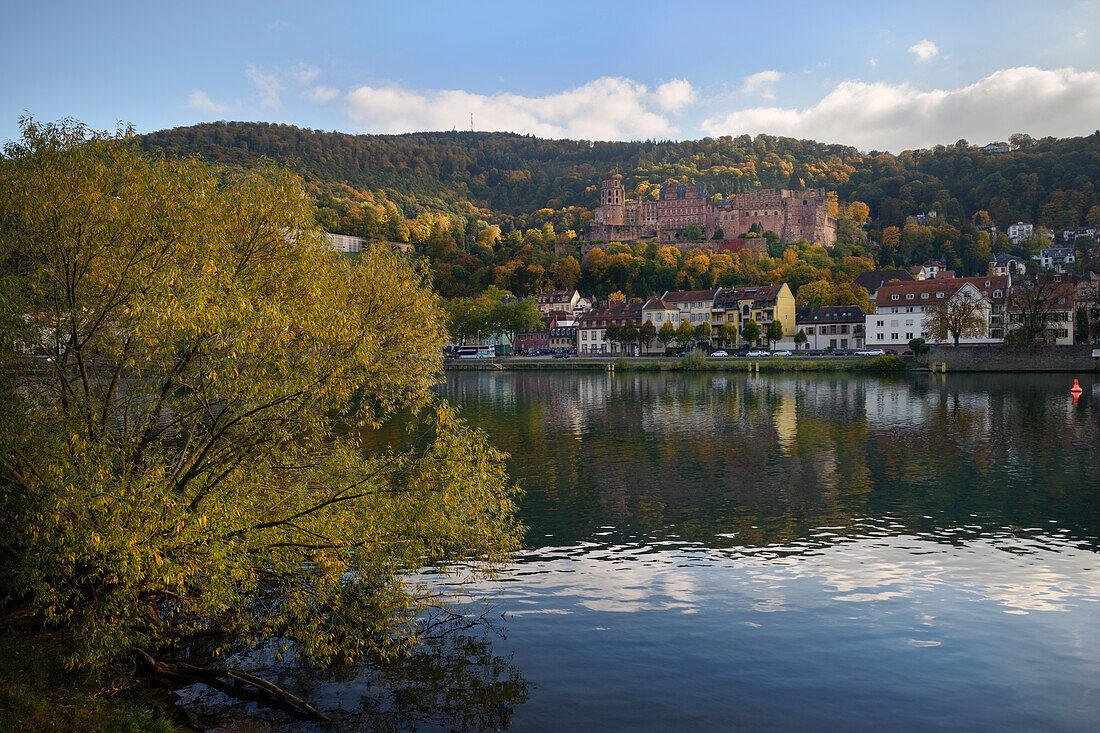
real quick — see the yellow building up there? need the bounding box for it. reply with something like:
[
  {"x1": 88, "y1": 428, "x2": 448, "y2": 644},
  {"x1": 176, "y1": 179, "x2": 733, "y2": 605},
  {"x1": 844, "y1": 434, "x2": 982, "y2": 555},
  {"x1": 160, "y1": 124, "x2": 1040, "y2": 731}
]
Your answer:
[{"x1": 711, "y1": 284, "x2": 796, "y2": 347}]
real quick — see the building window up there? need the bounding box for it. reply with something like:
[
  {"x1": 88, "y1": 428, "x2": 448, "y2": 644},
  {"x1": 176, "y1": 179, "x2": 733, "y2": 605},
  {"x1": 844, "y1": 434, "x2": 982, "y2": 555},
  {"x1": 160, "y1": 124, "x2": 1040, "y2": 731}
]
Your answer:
[
  {"x1": 891, "y1": 333, "x2": 898, "y2": 341},
  {"x1": 922, "y1": 293, "x2": 929, "y2": 299},
  {"x1": 906, "y1": 293, "x2": 914, "y2": 300},
  {"x1": 891, "y1": 294, "x2": 900, "y2": 300}
]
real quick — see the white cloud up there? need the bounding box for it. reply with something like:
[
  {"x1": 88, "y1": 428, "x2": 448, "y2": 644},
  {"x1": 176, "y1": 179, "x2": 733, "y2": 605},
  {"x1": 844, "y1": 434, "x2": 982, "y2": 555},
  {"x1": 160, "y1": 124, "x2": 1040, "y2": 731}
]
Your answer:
[
  {"x1": 246, "y1": 64, "x2": 281, "y2": 108},
  {"x1": 701, "y1": 66, "x2": 1100, "y2": 151},
  {"x1": 869, "y1": 57, "x2": 878, "y2": 69},
  {"x1": 909, "y1": 39, "x2": 939, "y2": 62},
  {"x1": 302, "y1": 85, "x2": 339, "y2": 103},
  {"x1": 741, "y1": 70, "x2": 784, "y2": 99},
  {"x1": 343, "y1": 77, "x2": 690, "y2": 140},
  {"x1": 654, "y1": 78, "x2": 695, "y2": 112},
  {"x1": 1077, "y1": 29, "x2": 1088, "y2": 44},
  {"x1": 188, "y1": 89, "x2": 228, "y2": 114},
  {"x1": 290, "y1": 63, "x2": 320, "y2": 86}
]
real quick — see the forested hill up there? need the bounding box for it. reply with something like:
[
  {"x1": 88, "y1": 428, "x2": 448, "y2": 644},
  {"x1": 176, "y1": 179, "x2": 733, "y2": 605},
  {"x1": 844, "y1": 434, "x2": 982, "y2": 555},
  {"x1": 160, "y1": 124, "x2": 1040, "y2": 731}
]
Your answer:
[{"x1": 138, "y1": 121, "x2": 1100, "y2": 232}]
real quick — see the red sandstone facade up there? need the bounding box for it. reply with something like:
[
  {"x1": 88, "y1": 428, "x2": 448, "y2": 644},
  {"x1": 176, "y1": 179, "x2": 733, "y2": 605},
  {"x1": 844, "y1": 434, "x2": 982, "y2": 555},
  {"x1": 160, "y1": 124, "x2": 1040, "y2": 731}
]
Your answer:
[{"x1": 586, "y1": 175, "x2": 837, "y2": 248}]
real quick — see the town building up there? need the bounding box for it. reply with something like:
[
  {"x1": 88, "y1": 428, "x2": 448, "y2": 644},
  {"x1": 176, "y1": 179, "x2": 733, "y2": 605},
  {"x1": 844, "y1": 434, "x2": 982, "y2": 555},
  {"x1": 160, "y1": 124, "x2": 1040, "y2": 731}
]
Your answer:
[
  {"x1": 660, "y1": 289, "x2": 721, "y2": 329},
  {"x1": 536, "y1": 289, "x2": 584, "y2": 317},
  {"x1": 1006, "y1": 278, "x2": 1079, "y2": 345},
  {"x1": 1007, "y1": 222, "x2": 1034, "y2": 244},
  {"x1": 1038, "y1": 247, "x2": 1076, "y2": 272},
  {"x1": 989, "y1": 254, "x2": 1027, "y2": 278},
  {"x1": 787, "y1": 306, "x2": 867, "y2": 351},
  {"x1": 852, "y1": 269, "x2": 914, "y2": 302},
  {"x1": 980, "y1": 142, "x2": 1011, "y2": 153},
  {"x1": 1063, "y1": 226, "x2": 1097, "y2": 244},
  {"x1": 866, "y1": 279, "x2": 1001, "y2": 351},
  {"x1": 710, "y1": 284, "x2": 796, "y2": 347},
  {"x1": 576, "y1": 301, "x2": 661, "y2": 355},
  {"x1": 549, "y1": 323, "x2": 578, "y2": 353}
]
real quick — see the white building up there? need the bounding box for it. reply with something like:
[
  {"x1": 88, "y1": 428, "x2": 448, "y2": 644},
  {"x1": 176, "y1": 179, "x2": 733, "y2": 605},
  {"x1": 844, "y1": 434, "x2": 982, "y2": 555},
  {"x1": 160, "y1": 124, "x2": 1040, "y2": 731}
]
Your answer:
[
  {"x1": 1038, "y1": 247, "x2": 1076, "y2": 272},
  {"x1": 326, "y1": 233, "x2": 367, "y2": 253},
  {"x1": 1007, "y1": 222, "x2": 1034, "y2": 244},
  {"x1": 866, "y1": 279, "x2": 1001, "y2": 351}
]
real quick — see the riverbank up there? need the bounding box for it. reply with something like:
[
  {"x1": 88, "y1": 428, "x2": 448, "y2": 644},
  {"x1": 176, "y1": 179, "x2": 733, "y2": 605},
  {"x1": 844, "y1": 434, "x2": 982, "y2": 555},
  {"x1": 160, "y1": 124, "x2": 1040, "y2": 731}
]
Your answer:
[
  {"x1": 925, "y1": 344, "x2": 1100, "y2": 372},
  {"x1": 446, "y1": 346, "x2": 1100, "y2": 373},
  {"x1": 445, "y1": 354, "x2": 909, "y2": 372},
  {"x1": 0, "y1": 626, "x2": 173, "y2": 733}
]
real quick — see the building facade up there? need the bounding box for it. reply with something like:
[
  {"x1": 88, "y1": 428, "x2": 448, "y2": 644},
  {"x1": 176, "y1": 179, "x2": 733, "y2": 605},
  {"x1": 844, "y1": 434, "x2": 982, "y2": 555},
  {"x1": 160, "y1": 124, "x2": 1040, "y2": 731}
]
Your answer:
[
  {"x1": 866, "y1": 279, "x2": 1000, "y2": 351},
  {"x1": 587, "y1": 175, "x2": 837, "y2": 248},
  {"x1": 788, "y1": 306, "x2": 867, "y2": 350}
]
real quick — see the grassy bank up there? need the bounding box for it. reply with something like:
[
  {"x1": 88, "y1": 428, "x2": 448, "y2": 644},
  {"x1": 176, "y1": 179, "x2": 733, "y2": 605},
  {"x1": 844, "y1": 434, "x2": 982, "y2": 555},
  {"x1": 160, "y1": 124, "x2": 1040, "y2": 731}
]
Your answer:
[{"x1": 0, "y1": 627, "x2": 173, "y2": 733}]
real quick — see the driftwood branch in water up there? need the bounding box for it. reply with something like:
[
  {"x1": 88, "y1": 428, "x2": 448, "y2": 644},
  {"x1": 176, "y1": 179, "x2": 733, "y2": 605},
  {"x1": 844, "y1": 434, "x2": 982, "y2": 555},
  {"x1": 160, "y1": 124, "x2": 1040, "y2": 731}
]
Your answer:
[{"x1": 135, "y1": 649, "x2": 332, "y2": 723}]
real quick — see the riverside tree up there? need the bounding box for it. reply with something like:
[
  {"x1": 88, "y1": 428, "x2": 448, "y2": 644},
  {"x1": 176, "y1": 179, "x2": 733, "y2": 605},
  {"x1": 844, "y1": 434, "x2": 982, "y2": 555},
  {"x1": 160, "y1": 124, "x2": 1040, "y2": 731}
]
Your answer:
[
  {"x1": 0, "y1": 119, "x2": 522, "y2": 717},
  {"x1": 925, "y1": 289, "x2": 988, "y2": 346}
]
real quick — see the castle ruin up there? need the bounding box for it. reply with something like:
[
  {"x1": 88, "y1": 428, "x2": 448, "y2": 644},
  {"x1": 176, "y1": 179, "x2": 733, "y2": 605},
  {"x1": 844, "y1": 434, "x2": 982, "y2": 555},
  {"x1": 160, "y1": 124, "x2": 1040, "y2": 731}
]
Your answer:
[{"x1": 586, "y1": 175, "x2": 837, "y2": 250}]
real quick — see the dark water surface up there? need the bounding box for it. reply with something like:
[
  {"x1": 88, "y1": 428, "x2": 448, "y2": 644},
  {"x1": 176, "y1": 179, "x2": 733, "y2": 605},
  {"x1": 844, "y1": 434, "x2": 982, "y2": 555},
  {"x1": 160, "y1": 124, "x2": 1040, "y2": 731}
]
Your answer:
[{"x1": 190, "y1": 372, "x2": 1100, "y2": 731}]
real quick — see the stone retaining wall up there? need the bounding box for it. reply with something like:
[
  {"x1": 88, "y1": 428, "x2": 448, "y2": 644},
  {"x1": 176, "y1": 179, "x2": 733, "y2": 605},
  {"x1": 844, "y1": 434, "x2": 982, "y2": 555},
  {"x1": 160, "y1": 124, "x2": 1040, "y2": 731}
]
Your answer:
[{"x1": 926, "y1": 344, "x2": 1100, "y2": 371}]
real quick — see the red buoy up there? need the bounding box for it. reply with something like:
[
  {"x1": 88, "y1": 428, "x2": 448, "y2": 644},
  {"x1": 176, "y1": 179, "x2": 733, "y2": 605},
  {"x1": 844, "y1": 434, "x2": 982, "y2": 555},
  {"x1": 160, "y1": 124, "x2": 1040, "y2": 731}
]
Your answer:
[{"x1": 1070, "y1": 379, "x2": 1083, "y2": 396}]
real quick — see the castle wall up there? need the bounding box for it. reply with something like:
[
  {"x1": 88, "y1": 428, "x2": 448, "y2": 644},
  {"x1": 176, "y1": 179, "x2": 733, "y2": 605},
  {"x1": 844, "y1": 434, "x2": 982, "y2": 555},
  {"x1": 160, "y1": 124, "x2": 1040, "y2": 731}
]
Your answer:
[{"x1": 589, "y1": 178, "x2": 836, "y2": 247}]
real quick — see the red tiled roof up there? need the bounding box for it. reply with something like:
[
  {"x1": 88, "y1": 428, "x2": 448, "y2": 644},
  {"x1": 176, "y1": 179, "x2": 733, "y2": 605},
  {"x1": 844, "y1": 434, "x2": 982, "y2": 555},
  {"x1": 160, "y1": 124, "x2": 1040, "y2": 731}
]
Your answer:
[
  {"x1": 661, "y1": 289, "x2": 719, "y2": 302},
  {"x1": 713, "y1": 285, "x2": 782, "y2": 307}
]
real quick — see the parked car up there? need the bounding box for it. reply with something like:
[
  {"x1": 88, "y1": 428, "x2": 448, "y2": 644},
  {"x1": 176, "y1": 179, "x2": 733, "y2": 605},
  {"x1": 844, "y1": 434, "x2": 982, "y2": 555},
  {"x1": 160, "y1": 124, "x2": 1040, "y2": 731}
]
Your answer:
[
  {"x1": 552, "y1": 351, "x2": 570, "y2": 359},
  {"x1": 902, "y1": 350, "x2": 915, "y2": 356},
  {"x1": 675, "y1": 350, "x2": 691, "y2": 357},
  {"x1": 856, "y1": 348, "x2": 885, "y2": 356},
  {"x1": 806, "y1": 349, "x2": 825, "y2": 357},
  {"x1": 883, "y1": 349, "x2": 897, "y2": 355},
  {"x1": 771, "y1": 350, "x2": 792, "y2": 357},
  {"x1": 832, "y1": 350, "x2": 851, "y2": 356},
  {"x1": 708, "y1": 350, "x2": 729, "y2": 358},
  {"x1": 746, "y1": 349, "x2": 769, "y2": 357}
]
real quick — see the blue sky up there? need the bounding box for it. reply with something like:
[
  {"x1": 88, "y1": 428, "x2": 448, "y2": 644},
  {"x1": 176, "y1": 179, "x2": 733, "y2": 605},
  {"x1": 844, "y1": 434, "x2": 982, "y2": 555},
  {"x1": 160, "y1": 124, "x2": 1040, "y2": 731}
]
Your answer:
[{"x1": 2, "y1": 0, "x2": 1098, "y2": 151}]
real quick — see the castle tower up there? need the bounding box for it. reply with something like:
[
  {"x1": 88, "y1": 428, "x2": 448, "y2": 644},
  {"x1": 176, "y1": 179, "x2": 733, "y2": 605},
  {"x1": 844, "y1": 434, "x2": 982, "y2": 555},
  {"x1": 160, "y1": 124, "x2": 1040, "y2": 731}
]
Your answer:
[{"x1": 597, "y1": 175, "x2": 625, "y2": 226}]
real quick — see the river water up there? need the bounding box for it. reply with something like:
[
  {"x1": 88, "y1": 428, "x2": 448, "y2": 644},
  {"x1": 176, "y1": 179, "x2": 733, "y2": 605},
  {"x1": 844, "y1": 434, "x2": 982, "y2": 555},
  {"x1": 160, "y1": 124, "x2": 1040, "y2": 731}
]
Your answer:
[{"x1": 188, "y1": 371, "x2": 1100, "y2": 731}]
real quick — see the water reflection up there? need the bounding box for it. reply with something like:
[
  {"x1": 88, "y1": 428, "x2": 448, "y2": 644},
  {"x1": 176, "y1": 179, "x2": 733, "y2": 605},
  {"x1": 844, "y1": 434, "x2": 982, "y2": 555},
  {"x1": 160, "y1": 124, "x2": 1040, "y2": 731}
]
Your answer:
[
  {"x1": 177, "y1": 621, "x2": 529, "y2": 731},
  {"x1": 210, "y1": 372, "x2": 1100, "y2": 730},
  {"x1": 439, "y1": 372, "x2": 1100, "y2": 550}
]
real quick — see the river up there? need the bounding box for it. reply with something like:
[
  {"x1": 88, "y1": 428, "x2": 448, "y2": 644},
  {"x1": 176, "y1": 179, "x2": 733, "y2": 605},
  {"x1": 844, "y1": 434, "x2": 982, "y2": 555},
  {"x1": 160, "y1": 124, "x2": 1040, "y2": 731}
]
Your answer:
[{"x1": 186, "y1": 371, "x2": 1100, "y2": 731}]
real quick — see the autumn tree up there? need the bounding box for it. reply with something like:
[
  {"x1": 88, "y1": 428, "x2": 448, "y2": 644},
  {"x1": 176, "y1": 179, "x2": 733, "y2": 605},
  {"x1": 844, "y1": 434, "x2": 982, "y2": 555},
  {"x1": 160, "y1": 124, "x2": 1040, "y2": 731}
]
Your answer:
[
  {"x1": 0, "y1": 119, "x2": 522, "y2": 717},
  {"x1": 675, "y1": 319, "x2": 695, "y2": 347},
  {"x1": 794, "y1": 329, "x2": 808, "y2": 349},
  {"x1": 657, "y1": 321, "x2": 675, "y2": 351},
  {"x1": 604, "y1": 322, "x2": 622, "y2": 352},
  {"x1": 765, "y1": 320, "x2": 784, "y2": 345},
  {"x1": 694, "y1": 321, "x2": 711, "y2": 346},
  {"x1": 1008, "y1": 275, "x2": 1074, "y2": 344},
  {"x1": 639, "y1": 320, "x2": 657, "y2": 351},
  {"x1": 718, "y1": 323, "x2": 738, "y2": 347},
  {"x1": 924, "y1": 288, "x2": 988, "y2": 346},
  {"x1": 742, "y1": 319, "x2": 761, "y2": 345},
  {"x1": 621, "y1": 323, "x2": 639, "y2": 352}
]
